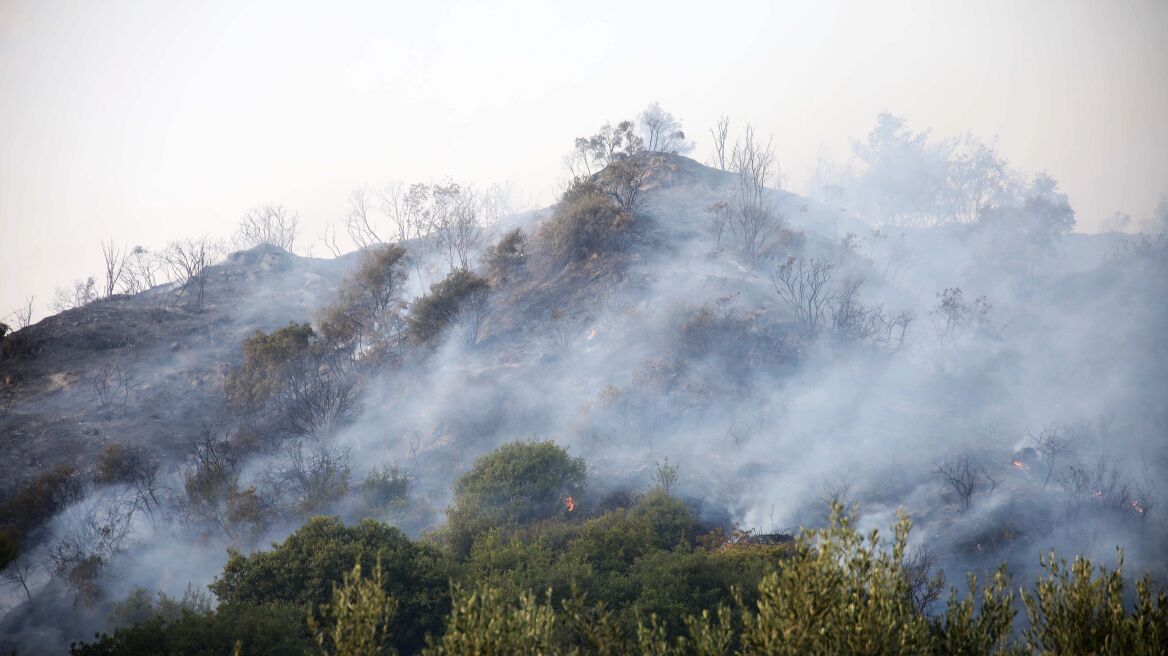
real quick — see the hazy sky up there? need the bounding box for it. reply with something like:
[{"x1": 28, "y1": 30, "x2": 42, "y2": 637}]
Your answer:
[{"x1": 2, "y1": 0, "x2": 1166, "y2": 321}]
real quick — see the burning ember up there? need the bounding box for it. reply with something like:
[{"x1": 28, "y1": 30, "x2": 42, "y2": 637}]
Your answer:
[
  {"x1": 564, "y1": 496, "x2": 576, "y2": 512},
  {"x1": 586, "y1": 329, "x2": 598, "y2": 341},
  {"x1": 1011, "y1": 459, "x2": 1026, "y2": 469},
  {"x1": 1092, "y1": 489, "x2": 1104, "y2": 498},
  {"x1": 1131, "y1": 499, "x2": 1145, "y2": 514}
]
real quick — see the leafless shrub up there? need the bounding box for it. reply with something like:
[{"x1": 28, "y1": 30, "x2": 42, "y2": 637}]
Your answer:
[
  {"x1": 931, "y1": 287, "x2": 993, "y2": 344},
  {"x1": 48, "y1": 492, "x2": 137, "y2": 601},
  {"x1": 903, "y1": 545, "x2": 945, "y2": 613},
  {"x1": 2, "y1": 559, "x2": 36, "y2": 602},
  {"x1": 547, "y1": 309, "x2": 586, "y2": 353},
  {"x1": 430, "y1": 183, "x2": 492, "y2": 271},
  {"x1": 935, "y1": 454, "x2": 999, "y2": 511},
  {"x1": 100, "y1": 239, "x2": 129, "y2": 297},
  {"x1": 829, "y1": 279, "x2": 914, "y2": 352},
  {"x1": 1030, "y1": 424, "x2": 1072, "y2": 490},
  {"x1": 772, "y1": 257, "x2": 836, "y2": 332},
  {"x1": 378, "y1": 182, "x2": 434, "y2": 247},
  {"x1": 637, "y1": 102, "x2": 692, "y2": 154},
  {"x1": 1057, "y1": 457, "x2": 1158, "y2": 521},
  {"x1": 236, "y1": 204, "x2": 299, "y2": 251},
  {"x1": 162, "y1": 238, "x2": 218, "y2": 310},
  {"x1": 180, "y1": 428, "x2": 240, "y2": 532},
  {"x1": 93, "y1": 360, "x2": 135, "y2": 415},
  {"x1": 265, "y1": 439, "x2": 351, "y2": 517},
  {"x1": 94, "y1": 443, "x2": 161, "y2": 514},
  {"x1": 285, "y1": 374, "x2": 360, "y2": 439},
  {"x1": 708, "y1": 115, "x2": 730, "y2": 170},
  {"x1": 709, "y1": 124, "x2": 781, "y2": 262},
  {"x1": 7, "y1": 296, "x2": 34, "y2": 329},
  {"x1": 817, "y1": 475, "x2": 855, "y2": 510},
  {"x1": 321, "y1": 222, "x2": 344, "y2": 258},
  {"x1": 121, "y1": 246, "x2": 161, "y2": 294},
  {"x1": 51, "y1": 277, "x2": 98, "y2": 313}
]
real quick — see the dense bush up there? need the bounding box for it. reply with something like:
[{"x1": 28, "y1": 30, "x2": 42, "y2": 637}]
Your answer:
[
  {"x1": 318, "y1": 244, "x2": 409, "y2": 360},
  {"x1": 0, "y1": 528, "x2": 17, "y2": 570},
  {"x1": 482, "y1": 227, "x2": 528, "y2": 285},
  {"x1": 405, "y1": 268, "x2": 490, "y2": 346},
  {"x1": 209, "y1": 516, "x2": 452, "y2": 654},
  {"x1": 444, "y1": 440, "x2": 586, "y2": 558},
  {"x1": 69, "y1": 602, "x2": 310, "y2": 656},
  {"x1": 68, "y1": 441, "x2": 1168, "y2": 655},
  {"x1": 360, "y1": 465, "x2": 411, "y2": 515},
  {"x1": 223, "y1": 322, "x2": 318, "y2": 413},
  {"x1": 0, "y1": 465, "x2": 84, "y2": 540},
  {"x1": 539, "y1": 178, "x2": 633, "y2": 267}
]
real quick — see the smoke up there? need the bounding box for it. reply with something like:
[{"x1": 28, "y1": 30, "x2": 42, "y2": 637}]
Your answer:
[{"x1": 2, "y1": 116, "x2": 1166, "y2": 653}]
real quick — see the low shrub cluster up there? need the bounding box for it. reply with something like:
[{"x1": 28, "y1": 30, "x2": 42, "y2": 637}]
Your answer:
[{"x1": 70, "y1": 441, "x2": 1168, "y2": 655}]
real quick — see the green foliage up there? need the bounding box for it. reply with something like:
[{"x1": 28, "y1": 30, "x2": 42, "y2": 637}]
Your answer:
[
  {"x1": 69, "y1": 491, "x2": 1168, "y2": 654},
  {"x1": 0, "y1": 528, "x2": 18, "y2": 571},
  {"x1": 223, "y1": 322, "x2": 317, "y2": 412},
  {"x1": 463, "y1": 489, "x2": 770, "y2": 641},
  {"x1": 539, "y1": 180, "x2": 631, "y2": 266},
  {"x1": 483, "y1": 227, "x2": 528, "y2": 285},
  {"x1": 69, "y1": 602, "x2": 310, "y2": 656},
  {"x1": 209, "y1": 516, "x2": 452, "y2": 654},
  {"x1": 94, "y1": 442, "x2": 155, "y2": 486},
  {"x1": 406, "y1": 268, "x2": 490, "y2": 345},
  {"x1": 422, "y1": 583, "x2": 557, "y2": 656},
  {"x1": 932, "y1": 569, "x2": 1018, "y2": 656},
  {"x1": 445, "y1": 440, "x2": 586, "y2": 558},
  {"x1": 309, "y1": 560, "x2": 399, "y2": 656},
  {"x1": 318, "y1": 244, "x2": 409, "y2": 360},
  {"x1": 652, "y1": 458, "x2": 679, "y2": 494},
  {"x1": 360, "y1": 465, "x2": 411, "y2": 516},
  {"x1": 739, "y1": 504, "x2": 933, "y2": 654},
  {"x1": 1022, "y1": 550, "x2": 1168, "y2": 655},
  {"x1": 107, "y1": 583, "x2": 214, "y2": 629}
]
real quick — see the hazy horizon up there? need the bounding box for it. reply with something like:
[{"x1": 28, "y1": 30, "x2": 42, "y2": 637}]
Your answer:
[{"x1": 2, "y1": 0, "x2": 1166, "y2": 321}]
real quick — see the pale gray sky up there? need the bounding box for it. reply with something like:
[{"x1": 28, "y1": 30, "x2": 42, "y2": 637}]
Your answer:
[{"x1": 2, "y1": 0, "x2": 1166, "y2": 321}]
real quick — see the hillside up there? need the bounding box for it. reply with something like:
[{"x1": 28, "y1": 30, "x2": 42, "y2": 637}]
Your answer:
[{"x1": 1, "y1": 154, "x2": 1166, "y2": 653}]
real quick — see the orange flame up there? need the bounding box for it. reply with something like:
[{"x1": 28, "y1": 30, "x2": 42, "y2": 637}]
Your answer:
[
  {"x1": 564, "y1": 496, "x2": 576, "y2": 512},
  {"x1": 1011, "y1": 459, "x2": 1026, "y2": 469},
  {"x1": 1132, "y1": 499, "x2": 1145, "y2": 514}
]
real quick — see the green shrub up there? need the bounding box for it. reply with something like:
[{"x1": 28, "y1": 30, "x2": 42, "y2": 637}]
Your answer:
[
  {"x1": 224, "y1": 323, "x2": 318, "y2": 413},
  {"x1": 0, "y1": 528, "x2": 18, "y2": 571},
  {"x1": 94, "y1": 443, "x2": 156, "y2": 488},
  {"x1": 445, "y1": 440, "x2": 586, "y2": 558},
  {"x1": 69, "y1": 602, "x2": 310, "y2": 656},
  {"x1": 1022, "y1": 550, "x2": 1168, "y2": 655},
  {"x1": 422, "y1": 583, "x2": 557, "y2": 656},
  {"x1": 309, "y1": 560, "x2": 399, "y2": 656},
  {"x1": 483, "y1": 227, "x2": 528, "y2": 285},
  {"x1": 360, "y1": 466, "x2": 411, "y2": 516},
  {"x1": 539, "y1": 179, "x2": 631, "y2": 267},
  {"x1": 209, "y1": 516, "x2": 452, "y2": 654},
  {"x1": 318, "y1": 244, "x2": 409, "y2": 360},
  {"x1": 406, "y1": 269, "x2": 490, "y2": 345}
]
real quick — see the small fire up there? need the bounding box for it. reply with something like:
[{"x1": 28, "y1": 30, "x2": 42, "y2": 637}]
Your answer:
[
  {"x1": 1092, "y1": 489, "x2": 1104, "y2": 499},
  {"x1": 586, "y1": 329, "x2": 598, "y2": 341},
  {"x1": 1011, "y1": 459, "x2": 1026, "y2": 469},
  {"x1": 564, "y1": 496, "x2": 576, "y2": 512},
  {"x1": 1131, "y1": 499, "x2": 1145, "y2": 514}
]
